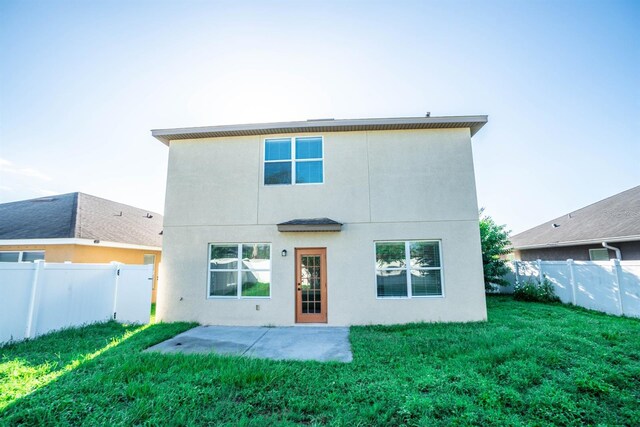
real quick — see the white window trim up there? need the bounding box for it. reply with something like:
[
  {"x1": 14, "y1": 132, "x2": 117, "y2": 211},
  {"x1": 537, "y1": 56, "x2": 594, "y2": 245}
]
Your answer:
[
  {"x1": 0, "y1": 250, "x2": 45, "y2": 263},
  {"x1": 374, "y1": 240, "x2": 445, "y2": 299},
  {"x1": 263, "y1": 136, "x2": 325, "y2": 186},
  {"x1": 207, "y1": 243, "x2": 272, "y2": 300}
]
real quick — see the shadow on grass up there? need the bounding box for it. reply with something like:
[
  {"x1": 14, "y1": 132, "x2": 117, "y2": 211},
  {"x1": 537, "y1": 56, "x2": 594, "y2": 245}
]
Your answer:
[
  {"x1": 0, "y1": 320, "x2": 195, "y2": 418},
  {"x1": 0, "y1": 322, "x2": 144, "y2": 411}
]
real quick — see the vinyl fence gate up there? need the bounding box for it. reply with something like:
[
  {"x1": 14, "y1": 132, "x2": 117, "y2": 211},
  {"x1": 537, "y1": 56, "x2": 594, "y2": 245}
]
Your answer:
[{"x1": 0, "y1": 261, "x2": 154, "y2": 344}]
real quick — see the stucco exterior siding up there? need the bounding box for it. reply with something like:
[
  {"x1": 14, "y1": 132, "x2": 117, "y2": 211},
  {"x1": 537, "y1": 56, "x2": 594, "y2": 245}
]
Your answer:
[
  {"x1": 258, "y1": 131, "x2": 371, "y2": 224},
  {"x1": 157, "y1": 221, "x2": 486, "y2": 326},
  {"x1": 164, "y1": 137, "x2": 260, "y2": 226},
  {"x1": 164, "y1": 129, "x2": 478, "y2": 227},
  {"x1": 159, "y1": 127, "x2": 486, "y2": 325},
  {"x1": 367, "y1": 129, "x2": 479, "y2": 222}
]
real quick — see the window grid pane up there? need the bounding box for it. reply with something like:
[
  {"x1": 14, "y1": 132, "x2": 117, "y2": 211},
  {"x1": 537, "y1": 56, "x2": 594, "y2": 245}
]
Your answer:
[
  {"x1": 210, "y1": 244, "x2": 238, "y2": 269},
  {"x1": 295, "y1": 137, "x2": 322, "y2": 159},
  {"x1": 265, "y1": 162, "x2": 292, "y2": 185},
  {"x1": 410, "y1": 241, "x2": 441, "y2": 268},
  {"x1": 411, "y1": 269, "x2": 442, "y2": 296},
  {"x1": 295, "y1": 161, "x2": 323, "y2": 184},
  {"x1": 0, "y1": 252, "x2": 20, "y2": 262},
  {"x1": 242, "y1": 244, "x2": 271, "y2": 272},
  {"x1": 21, "y1": 252, "x2": 45, "y2": 262},
  {"x1": 589, "y1": 249, "x2": 609, "y2": 261},
  {"x1": 210, "y1": 271, "x2": 238, "y2": 297},
  {"x1": 241, "y1": 271, "x2": 271, "y2": 297},
  {"x1": 376, "y1": 270, "x2": 408, "y2": 297},
  {"x1": 265, "y1": 138, "x2": 291, "y2": 161},
  {"x1": 375, "y1": 242, "x2": 406, "y2": 269}
]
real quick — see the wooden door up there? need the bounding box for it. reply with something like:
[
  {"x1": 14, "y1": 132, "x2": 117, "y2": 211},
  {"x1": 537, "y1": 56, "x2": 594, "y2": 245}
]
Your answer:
[{"x1": 295, "y1": 248, "x2": 327, "y2": 323}]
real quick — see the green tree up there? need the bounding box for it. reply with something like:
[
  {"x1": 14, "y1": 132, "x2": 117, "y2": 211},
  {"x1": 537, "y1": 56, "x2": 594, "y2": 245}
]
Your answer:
[{"x1": 479, "y1": 209, "x2": 512, "y2": 290}]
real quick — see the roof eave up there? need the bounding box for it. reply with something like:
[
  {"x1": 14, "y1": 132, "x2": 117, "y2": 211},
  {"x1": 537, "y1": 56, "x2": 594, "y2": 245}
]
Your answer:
[
  {"x1": 0, "y1": 238, "x2": 162, "y2": 251},
  {"x1": 151, "y1": 115, "x2": 488, "y2": 146},
  {"x1": 512, "y1": 234, "x2": 640, "y2": 250}
]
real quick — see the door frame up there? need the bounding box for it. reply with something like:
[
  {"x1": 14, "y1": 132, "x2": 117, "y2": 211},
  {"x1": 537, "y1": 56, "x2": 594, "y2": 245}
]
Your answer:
[{"x1": 295, "y1": 247, "x2": 328, "y2": 323}]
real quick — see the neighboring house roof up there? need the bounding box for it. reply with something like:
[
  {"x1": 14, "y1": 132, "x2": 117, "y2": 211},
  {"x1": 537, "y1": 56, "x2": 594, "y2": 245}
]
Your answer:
[
  {"x1": 511, "y1": 185, "x2": 640, "y2": 250},
  {"x1": 0, "y1": 192, "x2": 163, "y2": 248},
  {"x1": 151, "y1": 115, "x2": 488, "y2": 145}
]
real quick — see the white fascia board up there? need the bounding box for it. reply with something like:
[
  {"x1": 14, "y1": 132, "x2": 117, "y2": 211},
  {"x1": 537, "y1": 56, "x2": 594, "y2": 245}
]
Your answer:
[
  {"x1": 512, "y1": 235, "x2": 640, "y2": 250},
  {"x1": 151, "y1": 115, "x2": 489, "y2": 145},
  {"x1": 0, "y1": 238, "x2": 161, "y2": 251}
]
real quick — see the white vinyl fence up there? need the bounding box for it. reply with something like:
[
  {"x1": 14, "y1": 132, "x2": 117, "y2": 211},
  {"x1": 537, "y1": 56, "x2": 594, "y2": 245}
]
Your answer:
[
  {"x1": 0, "y1": 261, "x2": 153, "y2": 344},
  {"x1": 507, "y1": 259, "x2": 640, "y2": 318}
]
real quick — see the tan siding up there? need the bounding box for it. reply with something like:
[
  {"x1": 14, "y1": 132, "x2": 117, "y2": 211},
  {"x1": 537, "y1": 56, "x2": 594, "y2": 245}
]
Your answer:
[
  {"x1": 159, "y1": 128, "x2": 486, "y2": 325},
  {"x1": 0, "y1": 244, "x2": 161, "y2": 302}
]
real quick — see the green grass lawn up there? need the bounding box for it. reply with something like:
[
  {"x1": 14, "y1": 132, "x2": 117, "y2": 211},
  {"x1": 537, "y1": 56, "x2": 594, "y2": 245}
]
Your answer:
[
  {"x1": 1, "y1": 297, "x2": 639, "y2": 426},
  {"x1": 150, "y1": 302, "x2": 156, "y2": 324}
]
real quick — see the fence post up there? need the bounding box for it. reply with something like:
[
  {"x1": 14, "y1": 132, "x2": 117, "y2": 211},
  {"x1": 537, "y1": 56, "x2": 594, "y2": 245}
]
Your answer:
[
  {"x1": 567, "y1": 259, "x2": 577, "y2": 305},
  {"x1": 513, "y1": 260, "x2": 520, "y2": 285},
  {"x1": 611, "y1": 259, "x2": 624, "y2": 316},
  {"x1": 111, "y1": 262, "x2": 122, "y2": 321},
  {"x1": 25, "y1": 260, "x2": 44, "y2": 339},
  {"x1": 537, "y1": 259, "x2": 543, "y2": 282}
]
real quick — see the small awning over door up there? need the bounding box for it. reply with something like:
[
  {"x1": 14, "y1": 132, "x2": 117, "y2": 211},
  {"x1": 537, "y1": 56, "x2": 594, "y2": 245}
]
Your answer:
[{"x1": 277, "y1": 218, "x2": 342, "y2": 232}]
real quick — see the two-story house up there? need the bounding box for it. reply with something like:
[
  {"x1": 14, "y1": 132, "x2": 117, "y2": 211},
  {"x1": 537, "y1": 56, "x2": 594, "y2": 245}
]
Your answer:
[{"x1": 152, "y1": 116, "x2": 488, "y2": 326}]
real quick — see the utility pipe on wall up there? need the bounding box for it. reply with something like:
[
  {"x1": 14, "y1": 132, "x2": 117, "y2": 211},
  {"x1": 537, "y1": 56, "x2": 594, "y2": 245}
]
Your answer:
[{"x1": 602, "y1": 242, "x2": 622, "y2": 260}]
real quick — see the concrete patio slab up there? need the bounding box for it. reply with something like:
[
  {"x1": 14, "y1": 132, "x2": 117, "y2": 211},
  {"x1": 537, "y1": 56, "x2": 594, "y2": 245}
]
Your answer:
[
  {"x1": 145, "y1": 326, "x2": 267, "y2": 355},
  {"x1": 145, "y1": 325, "x2": 352, "y2": 363},
  {"x1": 245, "y1": 327, "x2": 352, "y2": 362}
]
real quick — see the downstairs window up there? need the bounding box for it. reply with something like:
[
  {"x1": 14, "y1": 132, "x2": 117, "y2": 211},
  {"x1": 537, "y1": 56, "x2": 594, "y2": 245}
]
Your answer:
[
  {"x1": 375, "y1": 241, "x2": 443, "y2": 298},
  {"x1": 0, "y1": 251, "x2": 44, "y2": 262},
  {"x1": 208, "y1": 243, "x2": 271, "y2": 298}
]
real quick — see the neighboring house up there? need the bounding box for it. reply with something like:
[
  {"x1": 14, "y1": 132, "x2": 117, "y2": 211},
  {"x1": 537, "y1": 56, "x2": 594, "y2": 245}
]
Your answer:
[
  {"x1": 152, "y1": 116, "x2": 488, "y2": 326},
  {"x1": 0, "y1": 192, "x2": 163, "y2": 302},
  {"x1": 511, "y1": 185, "x2": 640, "y2": 261}
]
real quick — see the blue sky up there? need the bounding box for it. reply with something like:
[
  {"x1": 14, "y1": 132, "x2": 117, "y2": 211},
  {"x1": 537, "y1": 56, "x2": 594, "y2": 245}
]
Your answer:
[{"x1": 1, "y1": 0, "x2": 638, "y2": 233}]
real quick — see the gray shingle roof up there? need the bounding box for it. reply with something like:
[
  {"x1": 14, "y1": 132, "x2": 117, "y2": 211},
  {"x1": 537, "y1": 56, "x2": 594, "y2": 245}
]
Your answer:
[
  {"x1": 0, "y1": 193, "x2": 77, "y2": 239},
  {"x1": 510, "y1": 185, "x2": 640, "y2": 249},
  {"x1": 0, "y1": 192, "x2": 163, "y2": 247}
]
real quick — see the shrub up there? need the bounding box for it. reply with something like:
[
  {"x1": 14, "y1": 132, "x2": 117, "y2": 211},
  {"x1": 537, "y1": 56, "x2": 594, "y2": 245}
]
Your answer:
[
  {"x1": 514, "y1": 276, "x2": 560, "y2": 303},
  {"x1": 479, "y1": 209, "x2": 512, "y2": 291}
]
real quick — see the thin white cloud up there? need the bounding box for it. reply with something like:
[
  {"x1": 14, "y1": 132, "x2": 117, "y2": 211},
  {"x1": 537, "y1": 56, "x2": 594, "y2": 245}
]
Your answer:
[
  {"x1": 17, "y1": 168, "x2": 52, "y2": 181},
  {"x1": 0, "y1": 159, "x2": 52, "y2": 181}
]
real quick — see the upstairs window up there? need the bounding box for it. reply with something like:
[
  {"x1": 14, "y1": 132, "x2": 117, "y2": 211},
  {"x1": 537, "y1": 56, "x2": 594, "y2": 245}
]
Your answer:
[{"x1": 264, "y1": 137, "x2": 323, "y2": 185}]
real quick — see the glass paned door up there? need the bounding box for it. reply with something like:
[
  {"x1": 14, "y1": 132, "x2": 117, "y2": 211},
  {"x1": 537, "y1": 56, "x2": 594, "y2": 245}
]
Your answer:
[{"x1": 295, "y1": 248, "x2": 327, "y2": 323}]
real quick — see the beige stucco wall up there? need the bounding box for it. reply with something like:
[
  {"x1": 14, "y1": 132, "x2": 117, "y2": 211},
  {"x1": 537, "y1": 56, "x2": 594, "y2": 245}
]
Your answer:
[
  {"x1": 0, "y1": 244, "x2": 162, "y2": 302},
  {"x1": 158, "y1": 128, "x2": 486, "y2": 325}
]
